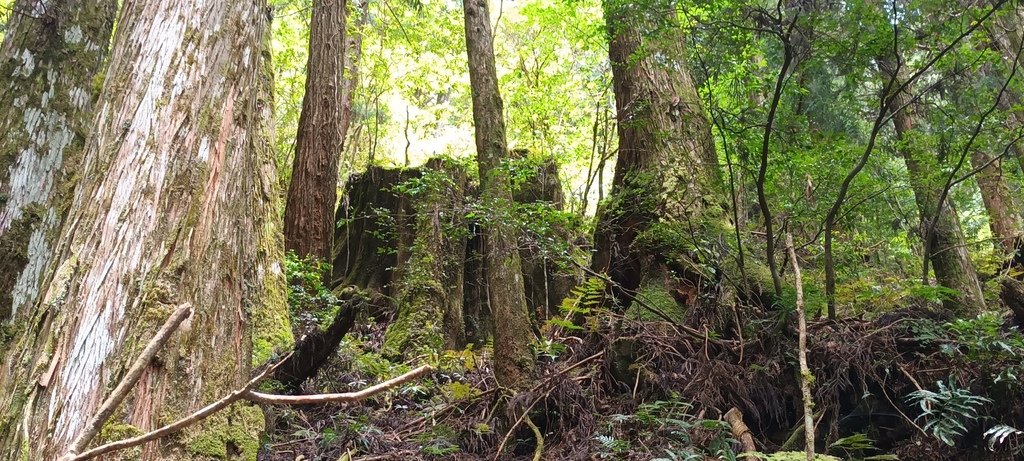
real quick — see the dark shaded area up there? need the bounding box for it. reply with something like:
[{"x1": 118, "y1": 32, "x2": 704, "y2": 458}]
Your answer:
[
  {"x1": 274, "y1": 290, "x2": 382, "y2": 391},
  {"x1": 331, "y1": 166, "x2": 418, "y2": 296}
]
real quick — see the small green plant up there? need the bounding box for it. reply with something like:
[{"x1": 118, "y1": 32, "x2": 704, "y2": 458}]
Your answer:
[
  {"x1": 907, "y1": 378, "x2": 991, "y2": 446},
  {"x1": 984, "y1": 424, "x2": 1022, "y2": 451},
  {"x1": 599, "y1": 396, "x2": 736, "y2": 459},
  {"x1": 284, "y1": 251, "x2": 341, "y2": 331}
]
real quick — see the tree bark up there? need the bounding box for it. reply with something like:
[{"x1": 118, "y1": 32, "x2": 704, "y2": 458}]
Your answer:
[
  {"x1": 383, "y1": 159, "x2": 469, "y2": 356},
  {"x1": 340, "y1": 0, "x2": 370, "y2": 158},
  {"x1": 284, "y1": 0, "x2": 346, "y2": 262},
  {"x1": 592, "y1": 0, "x2": 726, "y2": 310},
  {"x1": 0, "y1": 0, "x2": 292, "y2": 458},
  {"x1": 879, "y1": 59, "x2": 986, "y2": 314},
  {"x1": 0, "y1": 0, "x2": 116, "y2": 323},
  {"x1": 971, "y1": 149, "x2": 1023, "y2": 252},
  {"x1": 463, "y1": 0, "x2": 536, "y2": 389}
]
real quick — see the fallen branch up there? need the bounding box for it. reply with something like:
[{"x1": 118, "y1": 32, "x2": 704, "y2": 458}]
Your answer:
[
  {"x1": 246, "y1": 365, "x2": 432, "y2": 405},
  {"x1": 63, "y1": 303, "x2": 193, "y2": 460},
  {"x1": 69, "y1": 351, "x2": 292, "y2": 461},
  {"x1": 786, "y1": 232, "x2": 815, "y2": 461},
  {"x1": 724, "y1": 407, "x2": 758, "y2": 458}
]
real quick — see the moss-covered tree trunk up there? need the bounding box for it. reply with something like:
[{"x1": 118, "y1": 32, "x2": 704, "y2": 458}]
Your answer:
[
  {"x1": 593, "y1": 0, "x2": 727, "y2": 313},
  {"x1": 383, "y1": 159, "x2": 468, "y2": 356},
  {"x1": 0, "y1": 0, "x2": 292, "y2": 458},
  {"x1": 972, "y1": 149, "x2": 1022, "y2": 252},
  {"x1": 463, "y1": 0, "x2": 536, "y2": 389},
  {"x1": 0, "y1": 0, "x2": 116, "y2": 323},
  {"x1": 284, "y1": 0, "x2": 346, "y2": 262},
  {"x1": 880, "y1": 60, "x2": 986, "y2": 314}
]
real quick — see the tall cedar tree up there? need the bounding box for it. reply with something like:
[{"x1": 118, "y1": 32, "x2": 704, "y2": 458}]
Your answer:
[
  {"x1": 463, "y1": 0, "x2": 537, "y2": 389},
  {"x1": 284, "y1": 0, "x2": 347, "y2": 261},
  {"x1": 879, "y1": 56, "x2": 987, "y2": 314},
  {"x1": 0, "y1": 0, "x2": 292, "y2": 458},
  {"x1": 0, "y1": 0, "x2": 116, "y2": 322},
  {"x1": 593, "y1": 0, "x2": 727, "y2": 310}
]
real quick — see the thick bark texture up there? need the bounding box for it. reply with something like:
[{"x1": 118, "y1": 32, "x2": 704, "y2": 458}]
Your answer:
[
  {"x1": 881, "y1": 61, "x2": 986, "y2": 314},
  {"x1": 331, "y1": 166, "x2": 417, "y2": 295},
  {"x1": 0, "y1": 0, "x2": 116, "y2": 323},
  {"x1": 0, "y1": 0, "x2": 292, "y2": 459},
  {"x1": 463, "y1": 0, "x2": 536, "y2": 389},
  {"x1": 972, "y1": 150, "x2": 1023, "y2": 252},
  {"x1": 593, "y1": 0, "x2": 725, "y2": 310},
  {"x1": 284, "y1": 0, "x2": 346, "y2": 261},
  {"x1": 383, "y1": 159, "x2": 469, "y2": 356}
]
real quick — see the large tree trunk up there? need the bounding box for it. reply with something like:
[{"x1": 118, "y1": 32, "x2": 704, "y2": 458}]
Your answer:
[
  {"x1": 463, "y1": 0, "x2": 536, "y2": 389},
  {"x1": 331, "y1": 166, "x2": 417, "y2": 295},
  {"x1": 0, "y1": 0, "x2": 116, "y2": 323},
  {"x1": 593, "y1": 0, "x2": 727, "y2": 313},
  {"x1": 880, "y1": 60, "x2": 987, "y2": 314},
  {"x1": 0, "y1": 0, "x2": 292, "y2": 459},
  {"x1": 383, "y1": 159, "x2": 469, "y2": 357},
  {"x1": 284, "y1": 0, "x2": 346, "y2": 261}
]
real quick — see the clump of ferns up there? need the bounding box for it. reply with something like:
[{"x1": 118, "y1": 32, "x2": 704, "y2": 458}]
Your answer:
[{"x1": 906, "y1": 378, "x2": 989, "y2": 447}]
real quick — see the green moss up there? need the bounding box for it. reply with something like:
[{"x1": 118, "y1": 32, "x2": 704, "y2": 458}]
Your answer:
[
  {"x1": 185, "y1": 403, "x2": 264, "y2": 460},
  {"x1": 629, "y1": 278, "x2": 683, "y2": 323},
  {"x1": 251, "y1": 258, "x2": 292, "y2": 367}
]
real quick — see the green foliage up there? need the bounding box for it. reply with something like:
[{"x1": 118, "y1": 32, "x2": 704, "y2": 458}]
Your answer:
[
  {"x1": 907, "y1": 378, "x2": 991, "y2": 446},
  {"x1": 284, "y1": 251, "x2": 341, "y2": 331},
  {"x1": 597, "y1": 397, "x2": 737, "y2": 460},
  {"x1": 983, "y1": 424, "x2": 1023, "y2": 451}
]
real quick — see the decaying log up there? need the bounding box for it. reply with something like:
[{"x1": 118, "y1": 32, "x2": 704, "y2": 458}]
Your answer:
[{"x1": 275, "y1": 289, "x2": 383, "y2": 390}]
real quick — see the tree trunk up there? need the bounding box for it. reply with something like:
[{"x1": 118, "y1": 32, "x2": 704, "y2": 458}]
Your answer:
[
  {"x1": 880, "y1": 59, "x2": 987, "y2": 314},
  {"x1": 971, "y1": 149, "x2": 1023, "y2": 252},
  {"x1": 985, "y1": 2, "x2": 1024, "y2": 173},
  {"x1": 331, "y1": 166, "x2": 417, "y2": 296},
  {"x1": 383, "y1": 159, "x2": 469, "y2": 356},
  {"x1": 592, "y1": 0, "x2": 727, "y2": 312},
  {"x1": 463, "y1": 0, "x2": 536, "y2": 389},
  {"x1": 0, "y1": 0, "x2": 292, "y2": 459},
  {"x1": 0, "y1": 0, "x2": 116, "y2": 323},
  {"x1": 284, "y1": 0, "x2": 346, "y2": 262},
  {"x1": 340, "y1": 0, "x2": 370, "y2": 159}
]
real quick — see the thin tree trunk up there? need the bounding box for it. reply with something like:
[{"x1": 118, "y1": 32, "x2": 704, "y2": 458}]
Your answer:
[
  {"x1": 0, "y1": 1, "x2": 291, "y2": 458},
  {"x1": 284, "y1": 0, "x2": 347, "y2": 261},
  {"x1": 339, "y1": 0, "x2": 370, "y2": 159},
  {"x1": 0, "y1": 0, "x2": 117, "y2": 322},
  {"x1": 463, "y1": 0, "x2": 536, "y2": 389},
  {"x1": 985, "y1": 2, "x2": 1024, "y2": 172}
]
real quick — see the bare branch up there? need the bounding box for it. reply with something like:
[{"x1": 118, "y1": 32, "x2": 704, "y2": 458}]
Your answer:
[
  {"x1": 64, "y1": 303, "x2": 193, "y2": 459},
  {"x1": 246, "y1": 364, "x2": 433, "y2": 405}
]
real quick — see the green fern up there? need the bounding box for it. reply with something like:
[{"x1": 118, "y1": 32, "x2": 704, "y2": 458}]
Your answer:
[{"x1": 907, "y1": 379, "x2": 991, "y2": 446}]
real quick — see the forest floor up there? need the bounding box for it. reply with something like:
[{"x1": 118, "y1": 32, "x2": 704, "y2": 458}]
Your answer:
[{"x1": 257, "y1": 303, "x2": 1024, "y2": 460}]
